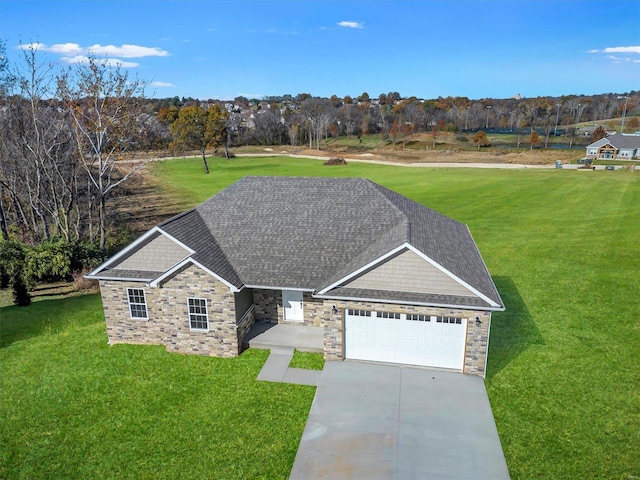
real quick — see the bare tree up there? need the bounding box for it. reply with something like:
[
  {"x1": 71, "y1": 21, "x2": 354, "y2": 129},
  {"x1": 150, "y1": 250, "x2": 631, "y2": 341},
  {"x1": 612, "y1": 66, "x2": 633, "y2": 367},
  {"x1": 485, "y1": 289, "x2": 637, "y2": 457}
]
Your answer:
[
  {"x1": 56, "y1": 56, "x2": 148, "y2": 256},
  {"x1": 300, "y1": 98, "x2": 335, "y2": 149},
  {"x1": 0, "y1": 43, "x2": 82, "y2": 243}
]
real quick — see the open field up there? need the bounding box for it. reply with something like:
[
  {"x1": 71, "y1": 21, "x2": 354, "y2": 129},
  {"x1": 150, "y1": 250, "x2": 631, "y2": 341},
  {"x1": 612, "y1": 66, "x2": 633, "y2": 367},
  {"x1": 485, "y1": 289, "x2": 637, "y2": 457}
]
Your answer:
[
  {"x1": 226, "y1": 131, "x2": 593, "y2": 165},
  {"x1": 2, "y1": 156, "x2": 639, "y2": 479}
]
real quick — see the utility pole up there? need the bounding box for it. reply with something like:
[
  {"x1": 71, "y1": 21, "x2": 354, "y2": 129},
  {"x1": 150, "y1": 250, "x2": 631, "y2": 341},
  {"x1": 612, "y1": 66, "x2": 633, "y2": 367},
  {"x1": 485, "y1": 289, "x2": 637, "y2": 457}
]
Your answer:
[{"x1": 619, "y1": 96, "x2": 629, "y2": 133}]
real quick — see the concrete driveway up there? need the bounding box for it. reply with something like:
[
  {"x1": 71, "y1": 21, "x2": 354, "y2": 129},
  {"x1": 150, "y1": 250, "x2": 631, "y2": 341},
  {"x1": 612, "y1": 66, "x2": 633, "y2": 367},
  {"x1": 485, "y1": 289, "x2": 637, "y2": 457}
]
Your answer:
[{"x1": 290, "y1": 361, "x2": 510, "y2": 480}]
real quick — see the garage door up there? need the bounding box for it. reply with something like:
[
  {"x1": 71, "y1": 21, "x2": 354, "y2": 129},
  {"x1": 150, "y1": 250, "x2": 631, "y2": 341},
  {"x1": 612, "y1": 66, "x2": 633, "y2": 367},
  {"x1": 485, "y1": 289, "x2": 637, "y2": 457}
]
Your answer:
[{"x1": 345, "y1": 309, "x2": 467, "y2": 370}]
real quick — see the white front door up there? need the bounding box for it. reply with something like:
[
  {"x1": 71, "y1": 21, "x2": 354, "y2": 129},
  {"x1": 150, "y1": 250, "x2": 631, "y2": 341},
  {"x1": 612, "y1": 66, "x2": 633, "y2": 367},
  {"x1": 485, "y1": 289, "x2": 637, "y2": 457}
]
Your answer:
[{"x1": 282, "y1": 290, "x2": 304, "y2": 322}]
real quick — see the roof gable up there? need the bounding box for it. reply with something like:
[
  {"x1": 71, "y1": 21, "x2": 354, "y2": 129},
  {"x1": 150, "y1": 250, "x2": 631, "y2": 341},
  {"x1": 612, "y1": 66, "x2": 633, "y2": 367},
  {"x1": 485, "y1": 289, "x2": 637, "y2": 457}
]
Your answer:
[
  {"x1": 342, "y1": 248, "x2": 476, "y2": 297},
  {"x1": 87, "y1": 227, "x2": 194, "y2": 280}
]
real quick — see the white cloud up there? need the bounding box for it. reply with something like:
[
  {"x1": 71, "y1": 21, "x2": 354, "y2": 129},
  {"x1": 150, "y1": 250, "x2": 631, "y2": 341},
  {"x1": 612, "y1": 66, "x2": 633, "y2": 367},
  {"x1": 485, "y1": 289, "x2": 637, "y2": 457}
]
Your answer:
[
  {"x1": 87, "y1": 44, "x2": 168, "y2": 58},
  {"x1": 589, "y1": 45, "x2": 640, "y2": 54},
  {"x1": 337, "y1": 21, "x2": 364, "y2": 29},
  {"x1": 19, "y1": 42, "x2": 168, "y2": 58},
  {"x1": 588, "y1": 45, "x2": 640, "y2": 64},
  {"x1": 17, "y1": 42, "x2": 166, "y2": 68},
  {"x1": 150, "y1": 81, "x2": 176, "y2": 88}
]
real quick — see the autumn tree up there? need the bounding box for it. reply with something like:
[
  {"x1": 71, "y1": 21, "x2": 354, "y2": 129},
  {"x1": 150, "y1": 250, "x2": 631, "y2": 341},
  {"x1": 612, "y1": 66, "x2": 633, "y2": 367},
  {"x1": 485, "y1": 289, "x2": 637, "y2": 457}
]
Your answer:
[
  {"x1": 57, "y1": 55, "x2": 148, "y2": 257},
  {"x1": 169, "y1": 104, "x2": 228, "y2": 174},
  {"x1": 529, "y1": 130, "x2": 541, "y2": 150},
  {"x1": 591, "y1": 125, "x2": 607, "y2": 141},
  {"x1": 626, "y1": 117, "x2": 639, "y2": 131},
  {"x1": 157, "y1": 105, "x2": 179, "y2": 125},
  {"x1": 473, "y1": 130, "x2": 490, "y2": 150}
]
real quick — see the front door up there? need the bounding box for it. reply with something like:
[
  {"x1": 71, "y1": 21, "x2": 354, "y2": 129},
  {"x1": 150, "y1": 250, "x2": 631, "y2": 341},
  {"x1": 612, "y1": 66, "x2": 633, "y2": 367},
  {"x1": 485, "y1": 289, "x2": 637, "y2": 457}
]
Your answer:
[{"x1": 282, "y1": 290, "x2": 304, "y2": 322}]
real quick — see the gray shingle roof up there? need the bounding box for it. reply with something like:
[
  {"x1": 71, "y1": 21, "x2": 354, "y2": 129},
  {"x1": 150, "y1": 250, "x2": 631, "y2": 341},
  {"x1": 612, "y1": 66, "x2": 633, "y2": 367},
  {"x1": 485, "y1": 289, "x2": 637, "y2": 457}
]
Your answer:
[
  {"x1": 159, "y1": 209, "x2": 243, "y2": 288},
  {"x1": 588, "y1": 135, "x2": 640, "y2": 149},
  {"x1": 101, "y1": 176, "x2": 503, "y2": 309}
]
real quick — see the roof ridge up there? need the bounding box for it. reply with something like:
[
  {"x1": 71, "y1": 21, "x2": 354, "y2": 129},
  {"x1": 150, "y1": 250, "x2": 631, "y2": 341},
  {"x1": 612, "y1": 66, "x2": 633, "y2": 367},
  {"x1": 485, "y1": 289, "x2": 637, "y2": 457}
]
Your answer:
[{"x1": 365, "y1": 179, "x2": 411, "y2": 242}]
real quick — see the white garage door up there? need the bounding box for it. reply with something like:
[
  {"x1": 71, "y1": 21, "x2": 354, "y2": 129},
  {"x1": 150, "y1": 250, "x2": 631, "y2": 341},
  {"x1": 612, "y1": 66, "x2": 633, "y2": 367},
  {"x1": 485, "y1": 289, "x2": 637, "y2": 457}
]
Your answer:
[{"x1": 345, "y1": 309, "x2": 467, "y2": 370}]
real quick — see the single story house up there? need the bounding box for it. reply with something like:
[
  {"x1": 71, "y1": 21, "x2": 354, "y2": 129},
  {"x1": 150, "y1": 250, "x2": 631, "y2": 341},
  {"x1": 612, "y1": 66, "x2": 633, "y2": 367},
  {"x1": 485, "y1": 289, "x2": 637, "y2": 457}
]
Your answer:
[
  {"x1": 585, "y1": 134, "x2": 640, "y2": 160},
  {"x1": 88, "y1": 176, "x2": 504, "y2": 377}
]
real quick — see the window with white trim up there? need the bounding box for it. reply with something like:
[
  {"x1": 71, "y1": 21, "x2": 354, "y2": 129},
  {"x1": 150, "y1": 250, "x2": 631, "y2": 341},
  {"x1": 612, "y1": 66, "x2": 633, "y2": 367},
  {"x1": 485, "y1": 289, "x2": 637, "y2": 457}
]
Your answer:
[
  {"x1": 127, "y1": 288, "x2": 148, "y2": 319},
  {"x1": 188, "y1": 298, "x2": 209, "y2": 331},
  {"x1": 348, "y1": 309, "x2": 371, "y2": 317},
  {"x1": 436, "y1": 316, "x2": 462, "y2": 325},
  {"x1": 379, "y1": 311, "x2": 401, "y2": 319}
]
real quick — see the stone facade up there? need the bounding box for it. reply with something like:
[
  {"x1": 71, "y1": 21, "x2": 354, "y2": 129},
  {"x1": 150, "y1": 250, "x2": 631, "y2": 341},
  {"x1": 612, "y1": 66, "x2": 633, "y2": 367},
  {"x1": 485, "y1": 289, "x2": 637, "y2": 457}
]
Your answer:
[
  {"x1": 236, "y1": 305, "x2": 256, "y2": 352},
  {"x1": 99, "y1": 271, "x2": 492, "y2": 377},
  {"x1": 99, "y1": 264, "x2": 239, "y2": 357},
  {"x1": 253, "y1": 288, "x2": 278, "y2": 323}
]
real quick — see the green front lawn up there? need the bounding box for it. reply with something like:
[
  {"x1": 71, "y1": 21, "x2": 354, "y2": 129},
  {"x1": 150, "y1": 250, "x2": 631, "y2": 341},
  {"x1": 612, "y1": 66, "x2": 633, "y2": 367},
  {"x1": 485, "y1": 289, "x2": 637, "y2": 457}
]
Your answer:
[
  {"x1": 2, "y1": 156, "x2": 639, "y2": 479},
  {"x1": 153, "y1": 157, "x2": 640, "y2": 479},
  {"x1": 0, "y1": 295, "x2": 315, "y2": 479}
]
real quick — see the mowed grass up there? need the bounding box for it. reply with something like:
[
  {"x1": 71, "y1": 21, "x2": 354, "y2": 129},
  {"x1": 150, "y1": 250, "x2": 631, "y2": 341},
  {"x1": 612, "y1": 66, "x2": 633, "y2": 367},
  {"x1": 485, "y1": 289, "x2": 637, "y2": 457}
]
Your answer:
[
  {"x1": 2, "y1": 156, "x2": 639, "y2": 479},
  {"x1": 0, "y1": 295, "x2": 315, "y2": 479},
  {"x1": 153, "y1": 156, "x2": 640, "y2": 479}
]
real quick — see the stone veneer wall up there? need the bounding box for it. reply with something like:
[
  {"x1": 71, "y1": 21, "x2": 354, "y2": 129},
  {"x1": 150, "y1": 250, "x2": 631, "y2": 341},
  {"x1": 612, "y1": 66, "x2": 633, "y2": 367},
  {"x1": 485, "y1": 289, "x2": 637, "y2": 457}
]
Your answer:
[
  {"x1": 253, "y1": 289, "x2": 278, "y2": 322},
  {"x1": 236, "y1": 305, "x2": 256, "y2": 351},
  {"x1": 99, "y1": 264, "x2": 239, "y2": 357},
  {"x1": 322, "y1": 299, "x2": 492, "y2": 377}
]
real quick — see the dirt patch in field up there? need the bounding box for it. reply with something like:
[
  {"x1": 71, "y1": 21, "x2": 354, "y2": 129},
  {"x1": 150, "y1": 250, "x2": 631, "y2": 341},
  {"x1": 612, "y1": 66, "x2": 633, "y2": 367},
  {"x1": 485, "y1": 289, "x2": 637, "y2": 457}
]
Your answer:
[{"x1": 270, "y1": 145, "x2": 579, "y2": 165}]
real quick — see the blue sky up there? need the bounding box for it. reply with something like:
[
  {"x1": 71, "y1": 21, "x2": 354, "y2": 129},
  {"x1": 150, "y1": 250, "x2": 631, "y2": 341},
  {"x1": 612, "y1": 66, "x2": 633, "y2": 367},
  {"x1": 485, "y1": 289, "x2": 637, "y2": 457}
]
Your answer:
[{"x1": 2, "y1": 0, "x2": 639, "y2": 100}]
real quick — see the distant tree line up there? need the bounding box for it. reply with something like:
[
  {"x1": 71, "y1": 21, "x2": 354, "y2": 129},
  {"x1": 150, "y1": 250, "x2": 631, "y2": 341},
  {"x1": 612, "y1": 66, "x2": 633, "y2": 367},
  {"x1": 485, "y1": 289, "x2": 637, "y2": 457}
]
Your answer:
[{"x1": 150, "y1": 89, "x2": 639, "y2": 152}]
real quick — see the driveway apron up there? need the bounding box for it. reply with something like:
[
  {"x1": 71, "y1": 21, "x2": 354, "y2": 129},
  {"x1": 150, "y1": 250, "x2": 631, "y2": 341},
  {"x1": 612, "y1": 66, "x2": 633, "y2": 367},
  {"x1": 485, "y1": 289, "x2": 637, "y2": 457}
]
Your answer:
[{"x1": 290, "y1": 361, "x2": 510, "y2": 480}]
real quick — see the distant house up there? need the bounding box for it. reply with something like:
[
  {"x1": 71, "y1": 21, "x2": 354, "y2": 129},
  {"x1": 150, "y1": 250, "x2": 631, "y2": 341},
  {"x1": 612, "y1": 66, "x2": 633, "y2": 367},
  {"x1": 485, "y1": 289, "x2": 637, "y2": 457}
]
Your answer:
[
  {"x1": 87, "y1": 177, "x2": 504, "y2": 377},
  {"x1": 585, "y1": 135, "x2": 640, "y2": 160}
]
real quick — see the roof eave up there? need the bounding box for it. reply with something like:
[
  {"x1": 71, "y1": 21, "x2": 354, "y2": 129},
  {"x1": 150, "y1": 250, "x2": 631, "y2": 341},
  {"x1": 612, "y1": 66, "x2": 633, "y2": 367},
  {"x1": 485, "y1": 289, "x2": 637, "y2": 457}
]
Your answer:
[{"x1": 313, "y1": 292, "x2": 504, "y2": 312}]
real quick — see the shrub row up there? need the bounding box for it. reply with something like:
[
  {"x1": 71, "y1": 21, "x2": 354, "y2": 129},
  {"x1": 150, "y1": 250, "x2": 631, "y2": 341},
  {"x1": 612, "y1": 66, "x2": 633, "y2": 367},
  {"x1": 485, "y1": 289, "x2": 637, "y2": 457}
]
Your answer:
[{"x1": 0, "y1": 238, "x2": 102, "y2": 306}]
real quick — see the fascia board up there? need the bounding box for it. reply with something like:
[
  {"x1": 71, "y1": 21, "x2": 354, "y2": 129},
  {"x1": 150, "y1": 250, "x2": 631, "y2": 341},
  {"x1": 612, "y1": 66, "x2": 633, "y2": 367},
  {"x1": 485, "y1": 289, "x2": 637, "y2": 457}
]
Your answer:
[
  {"x1": 244, "y1": 285, "x2": 314, "y2": 292},
  {"x1": 313, "y1": 292, "x2": 505, "y2": 312},
  {"x1": 86, "y1": 275, "x2": 152, "y2": 282}
]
